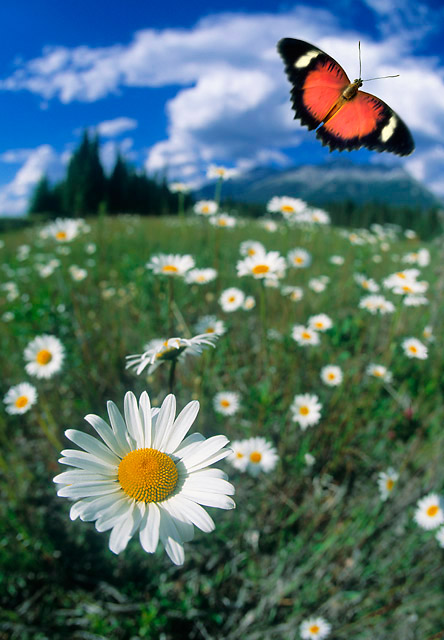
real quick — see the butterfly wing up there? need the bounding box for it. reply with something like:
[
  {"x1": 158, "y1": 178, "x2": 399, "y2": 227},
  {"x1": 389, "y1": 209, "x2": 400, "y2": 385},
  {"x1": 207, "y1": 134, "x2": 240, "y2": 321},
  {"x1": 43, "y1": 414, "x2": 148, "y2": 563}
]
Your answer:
[
  {"x1": 277, "y1": 38, "x2": 350, "y2": 131},
  {"x1": 317, "y1": 90, "x2": 415, "y2": 156}
]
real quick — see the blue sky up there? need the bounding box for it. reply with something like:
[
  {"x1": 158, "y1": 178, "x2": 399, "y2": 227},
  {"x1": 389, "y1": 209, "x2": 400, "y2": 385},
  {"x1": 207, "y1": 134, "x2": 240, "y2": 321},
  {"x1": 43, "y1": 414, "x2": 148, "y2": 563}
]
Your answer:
[{"x1": 0, "y1": 0, "x2": 443, "y2": 215}]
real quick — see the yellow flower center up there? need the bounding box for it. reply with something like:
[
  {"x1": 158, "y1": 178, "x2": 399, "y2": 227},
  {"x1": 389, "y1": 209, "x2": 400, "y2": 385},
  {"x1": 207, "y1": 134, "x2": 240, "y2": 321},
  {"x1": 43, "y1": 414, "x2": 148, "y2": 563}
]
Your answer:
[
  {"x1": 309, "y1": 625, "x2": 320, "y2": 634},
  {"x1": 15, "y1": 395, "x2": 29, "y2": 408},
  {"x1": 328, "y1": 373, "x2": 335, "y2": 380},
  {"x1": 201, "y1": 205, "x2": 210, "y2": 213},
  {"x1": 427, "y1": 505, "x2": 439, "y2": 517},
  {"x1": 218, "y1": 219, "x2": 227, "y2": 226},
  {"x1": 36, "y1": 349, "x2": 52, "y2": 365},
  {"x1": 302, "y1": 332, "x2": 312, "y2": 340},
  {"x1": 295, "y1": 257, "x2": 303, "y2": 264},
  {"x1": 56, "y1": 231, "x2": 67, "y2": 240},
  {"x1": 402, "y1": 285, "x2": 412, "y2": 293},
  {"x1": 409, "y1": 345, "x2": 418, "y2": 354},
  {"x1": 118, "y1": 448, "x2": 178, "y2": 503},
  {"x1": 220, "y1": 399, "x2": 231, "y2": 407},
  {"x1": 315, "y1": 322, "x2": 324, "y2": 329},
  {"x1": 197, "y1": 275, "x2": 207, "y2": 282},
  {"x1": 206, "y1": 327, "x2": 215, "y2": 333},
  {"x1": 228, "y1": 296, "x2": 235, "y2": 303},
  {"x1": 386, "y1": 479, "x2": 394, "y2": 491},
  {"x1": 250, "y1": 451, "x2": 262, "y2": 463},
  {"x1": 248, "y1": 248, "x2": 256, "y2": 256},
  {"x1": 374, "y1": 369, "x2": 383, "y2": 377},
  {"x1": 216, "y1": 168, "x2": 225, "y2": 176},
  {"x1": 236, "y1": 451, "x2": 244, "y2": 458},
  {"x1": 162, "y1": 264, "x2": 178, "y2": 273},
  {"x1": 281, "y1": 205, "x2": 295, "y2": 213},
  {"x1": 252, "y1": 264, "x2": 270, "y2": 275},
  {"x1": 299, "y1": 406, "x2": 309, "y2": 416}
]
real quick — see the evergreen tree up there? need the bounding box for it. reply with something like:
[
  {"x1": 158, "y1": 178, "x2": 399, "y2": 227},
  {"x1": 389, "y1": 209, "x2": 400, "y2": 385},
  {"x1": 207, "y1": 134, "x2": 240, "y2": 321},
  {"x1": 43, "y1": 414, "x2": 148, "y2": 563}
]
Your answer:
[
  {"x1": 63, "y1": 131, "x2": 106, "y2": 215},
  {"x1": 107, "y1": 153, "x2": 130, "y2": 214},
  {"x1": 28, "y1": 175, "x2": 62, "y2": 217}
]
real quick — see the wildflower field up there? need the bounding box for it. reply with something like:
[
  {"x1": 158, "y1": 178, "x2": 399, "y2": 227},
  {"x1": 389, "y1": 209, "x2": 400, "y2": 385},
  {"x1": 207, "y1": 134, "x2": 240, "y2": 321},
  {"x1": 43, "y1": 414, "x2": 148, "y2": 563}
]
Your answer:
[{"x1": 1, "y1": 206, "x2": 443, "y2": 640}]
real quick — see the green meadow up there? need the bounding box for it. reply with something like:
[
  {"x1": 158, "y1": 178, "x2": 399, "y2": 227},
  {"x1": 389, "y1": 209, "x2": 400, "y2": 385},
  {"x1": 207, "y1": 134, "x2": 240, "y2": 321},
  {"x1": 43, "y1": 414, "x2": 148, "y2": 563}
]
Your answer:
[{"x1": 1, "y1": 212, "x2": 443, "y2": 639}]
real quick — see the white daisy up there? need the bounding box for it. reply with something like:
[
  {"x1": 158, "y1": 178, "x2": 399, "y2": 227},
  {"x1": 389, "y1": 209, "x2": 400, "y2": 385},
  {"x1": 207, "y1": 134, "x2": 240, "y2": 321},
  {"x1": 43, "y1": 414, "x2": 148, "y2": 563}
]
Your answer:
[
  {"x1": 126, "y1": 334, "x2": 218, "y2": 375},
  {"x1": 243, "y1": 437, "x2": 278, "y2": 476},
  {"x1": 44, "y1": 218, "x2": 83, "y2": 243},
  {"x1": 54, "y1": 391, "x2": 235, "y2": 565},
  {"x1": 213, "y1": 392, "x2": 240, "y2": 416},
  {"x1": 206, "y1": 165, "x2": 238, "y2": 180},
  {"x1": 402, "y1": 338, "x2": 428, "y2": 360},
  {"x1": 329, "y1": 255, "x2": 344, "y2": 265},
  {"x1": 402, "y1": 248, "x2": 430, "y2": 266},
  {"x1": 4, "y1": 382, "x2": 38, "y2": 415},
  {"x1": 435, "y1": 526, "x2": 444, "y2": 548},
  {"x1": 239, "y1": 240, "x2": 266, "y2": 258},
  {"x1": 219, "y1": 287, "x2": 245, "y2": 312},
  {"x1": 403, "y1": 295, "x2": 429, "y2": 307},
  {"x1": 69, "y1": 265, "x2": 88, "y2": 281},
  {"x1": 260, "y1": 219, "x2": 278, "y2": 232},
  {"x1": 383, "y1": 269, "x2": 420, "y2": 290},
  {"x1": 359, "y1": 295, "x2": 395, "y2": 315},
  {"x1": 194, "y1": 200, "x2": 218, "y2": 216},
  {"x1": 308, "y1": 278, "x2": 327, "y2": 293},
  {"x1": 354, "y1": 274, "x2": 380, "y2": 292},
  {"x1": 24, "y1": 335, "x2": 65, "y2": 379},
  {"x1": 287, "y1": 248, "x2": 312, "y2": 269},
  {"x1": 243, "y1": 295, "x2": 256, "y2": 311},
  {"x1": 290, "y1": 394, "x2": 322, "y2": 430},
  {"x1": 320, "y1": 365, "x2": 343, "y2": 387},
  {"x1": 194, "y1": 315, "x2": 226, "y2": 336},
  {"x1": 185, "y1": 268, "x2": 218, "y2": 285},
  {"x1": 267, "y1": 196, "x2": 308, "y2": 218},
  {"x1": 414, "y1": 493, "x2": 444, "y2": 530},
  {"x1": 282, "y1": 286, "x2": 304, "y2": 302},
  {"x1": 300, "y1": 616, "x2": 331, "y2": 639},
  {"x1": 169, "y1": 182, "x2": 191, "y2": 193},
  {"x1": 308, "y1": 314, "x2": 333, "y2": 332},
  {"x1": 366, "y1": 364, "x2": 392, "y2": 382},
  {"x1": 422, "y1": 325, "x2": 434, "y2": 342},
  {"x1": 237, "y1": 251, "x2": 286, "y2": 281},
  {"x1": 291, "y1": 325, "x2": 320, "y2": 347},
  {"x1": 227, "y1": 440, "x2": 250, "y2": 472},
  {"x1": 146, "y1": 254, "x2": 195, "y2": 277},
  {"x1": 377, "y1": 468, "x2": 399, "y2": 501},
  {"x1": 309, "y1": 208, "x2": 330, "y2": 225},
  {"x1": 209, "y1": 213, "x2": 237, "y2": 228}
]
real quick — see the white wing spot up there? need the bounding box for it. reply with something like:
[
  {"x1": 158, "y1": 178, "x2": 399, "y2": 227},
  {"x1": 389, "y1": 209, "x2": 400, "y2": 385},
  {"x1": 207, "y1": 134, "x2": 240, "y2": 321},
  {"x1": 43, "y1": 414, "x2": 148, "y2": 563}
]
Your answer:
[
  {"x1": 295, "y1": 50, "x2": 320, "y2": 68},
  {"x1": 381, "y1": 115, "x2": 397, "y2": 142}
]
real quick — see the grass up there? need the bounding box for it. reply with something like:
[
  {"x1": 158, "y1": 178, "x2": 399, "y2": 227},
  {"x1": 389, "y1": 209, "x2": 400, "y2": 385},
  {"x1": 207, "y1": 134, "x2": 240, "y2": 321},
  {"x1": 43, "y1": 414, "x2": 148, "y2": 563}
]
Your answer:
[{"x1": 0, "y1": 212, "x2": 443, "y2": 640}]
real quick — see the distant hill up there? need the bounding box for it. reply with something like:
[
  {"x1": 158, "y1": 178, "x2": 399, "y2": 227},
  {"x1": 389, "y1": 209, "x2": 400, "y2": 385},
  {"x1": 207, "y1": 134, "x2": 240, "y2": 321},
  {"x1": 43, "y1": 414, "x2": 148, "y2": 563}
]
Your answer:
[{"x1": 196, "y1": 159, "x2": 441, "y2": 209}]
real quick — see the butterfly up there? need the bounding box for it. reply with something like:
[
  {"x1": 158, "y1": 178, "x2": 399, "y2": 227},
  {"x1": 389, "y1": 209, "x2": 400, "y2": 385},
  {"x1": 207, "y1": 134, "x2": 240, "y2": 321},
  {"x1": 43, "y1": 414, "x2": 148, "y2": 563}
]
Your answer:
[{"x1": 277, "y1": 38, "x2": 414, "y2": 156}]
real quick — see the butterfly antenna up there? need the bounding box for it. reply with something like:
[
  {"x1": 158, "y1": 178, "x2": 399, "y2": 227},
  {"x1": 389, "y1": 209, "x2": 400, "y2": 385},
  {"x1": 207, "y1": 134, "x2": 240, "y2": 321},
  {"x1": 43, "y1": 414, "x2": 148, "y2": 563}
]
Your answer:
[
  {"x1": 362, "y1": 74, "x2": 400, "y2": 82},
  {"x1": 358, "y1": 41, "x2": 362, "y2": 80}
]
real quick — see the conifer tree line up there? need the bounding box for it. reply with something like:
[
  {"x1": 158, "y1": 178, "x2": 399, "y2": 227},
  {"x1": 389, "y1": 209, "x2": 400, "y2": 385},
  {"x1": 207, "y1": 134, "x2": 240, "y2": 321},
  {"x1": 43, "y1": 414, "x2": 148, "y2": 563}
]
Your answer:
[{"x1": 28, "y1": 131, "x2": 191, "y2": 217}]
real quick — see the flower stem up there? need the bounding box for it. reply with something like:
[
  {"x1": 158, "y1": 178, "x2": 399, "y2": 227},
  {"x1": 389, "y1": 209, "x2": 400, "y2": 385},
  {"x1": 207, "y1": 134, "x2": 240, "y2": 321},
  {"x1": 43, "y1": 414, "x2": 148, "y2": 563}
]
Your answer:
[
  {"x1": 168, "y1": 359, "x2": 177, "y2": 394},
  {"x1": 214, "y1": 177, "x2": 223, "y2": 207}
]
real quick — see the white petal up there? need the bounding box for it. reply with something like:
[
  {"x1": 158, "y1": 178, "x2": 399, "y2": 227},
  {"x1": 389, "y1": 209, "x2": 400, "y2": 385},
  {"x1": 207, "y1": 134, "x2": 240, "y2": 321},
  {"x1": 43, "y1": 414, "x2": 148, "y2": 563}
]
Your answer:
[
  {"x1": 106, "y1": 401, "x2": 133, "y2": 453},
  {"x1": 174, "y1": 433, "x2": 206, "y2": 458},
  {"x1": 187, "y1": 468, "x2": 228, "y2": 481},
  {"x1": 152, "y1": 394, "x2": 176, "y2": 450},
  {"x1": 164, "y1": 401, "x2": 200, "y2": 454},
  {"x1": 124, "y1": 392, "x2": 145, "y2": 448},
  {"x1": 80, "y1": 494, "x2": 125, "y2": 522},
  {"x1": 158, "y1": 507, "x2": 185, "y2": 565},
  {"x1": 57, "y1": 482, "x2": 121, "y2": 499},
  {"x1": 109, "y1": 505, "x2": 135, "y2": 554},
  {"x1": 70, "y1": 499, "x2": 91, "y2": 521},
  {"x1": 179, "y1": 435, "x2": 228, "y2": 468},
  {"x1": 162, "y1": 500, "x2": 195, "y2": 542},
  {"x1": 182, "y1": 477, "x2": 235, "y2": 495},
  {"x1": 181, "y1": 489, "x2": 235, "y2": 510},
  {"x1": 84, "y1": 413, "x2": 128, "y2": 458},
  {"x1": 54, "y1": 470, "x2": 103, "y2": 484},
  {"x1": 184, "y1": 448, "x2": 232, "y2": 473},
  {"x1": 139, "y1": 391, "x2": 152, "y2": 448},
  {"x1": 169, "y1": 495, "x2": 215, "y2": 532},
  {"x1": 139, "y1": 502, "x2": 160, "y2": 553},
  {"x1": 59, "y1": 454, "x2": 117, "y2": 476},
  {"x1": 96, "y1": 498, "x2": 134, "y2": 533},
  {"x1": 65, "y1": 429, "x2": 120, "y2": 466}
]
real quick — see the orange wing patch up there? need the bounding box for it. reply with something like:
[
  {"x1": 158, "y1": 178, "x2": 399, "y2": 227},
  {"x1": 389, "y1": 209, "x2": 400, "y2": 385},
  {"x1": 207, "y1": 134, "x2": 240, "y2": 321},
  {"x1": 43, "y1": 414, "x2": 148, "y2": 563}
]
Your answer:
[
  {"x1": 321, "y1": 91, "x2": 385, "y2": 140},
  {"x1": 302, "y1": 60, "x2": 349, "y2": 121}
]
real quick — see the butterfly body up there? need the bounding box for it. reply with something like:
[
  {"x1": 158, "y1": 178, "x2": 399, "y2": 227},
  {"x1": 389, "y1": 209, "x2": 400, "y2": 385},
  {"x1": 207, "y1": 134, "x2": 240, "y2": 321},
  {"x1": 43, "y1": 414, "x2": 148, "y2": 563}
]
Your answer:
[{"x1": 278, "y1": 38, "x2": 414, "y2": 156}]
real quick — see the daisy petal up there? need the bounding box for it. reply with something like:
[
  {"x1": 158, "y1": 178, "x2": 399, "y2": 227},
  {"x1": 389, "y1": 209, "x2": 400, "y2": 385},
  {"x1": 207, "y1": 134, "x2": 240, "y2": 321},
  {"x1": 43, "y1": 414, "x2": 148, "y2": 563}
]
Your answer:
[
  {"x1": 153, "y1": 394, "x2": 176, "y2": 450},
  {"x1": 106, "y1": 401, "x2": 133, "y2": 453},
  {"x1": 124, "y1": 391, "x2": 145, "y2": 448},
  {"x1": 84, "y1": 413, "x2": 128, "y2": 458},
  {"x1": 139, "y1": 391, "x2": 152, "y2": 448},
  {"x1": 170, "y1": 495, "x2": 215, "y2": 532},
  {"x1": 158, "y1": 507, "x2": 185, "y2": 566},
  {"x1": 65, "y1": 429, "x2": 120, "y2": 466},
  {"x1": 165, "y1": 400, "x2": 200, "y2": 454},
  {"x1": 139, "y1": 502, "x2": 160, "y2": 553},
  {"x1": 181, "y1": 489, "x2": 235, "y2": 510}
]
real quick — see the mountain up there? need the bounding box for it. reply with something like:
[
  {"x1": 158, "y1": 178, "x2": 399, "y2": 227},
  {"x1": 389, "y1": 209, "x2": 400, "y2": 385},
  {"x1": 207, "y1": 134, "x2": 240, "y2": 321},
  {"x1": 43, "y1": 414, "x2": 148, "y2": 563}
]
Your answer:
[{"x1": 196, "y1": 159, "x2": 440, "y2": 209}]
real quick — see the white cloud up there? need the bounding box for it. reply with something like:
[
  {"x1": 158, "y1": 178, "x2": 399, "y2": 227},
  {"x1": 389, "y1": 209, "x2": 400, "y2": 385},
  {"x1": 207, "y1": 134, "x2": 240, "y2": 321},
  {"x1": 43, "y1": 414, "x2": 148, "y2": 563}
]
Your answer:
[
  {"x1": 96, "y1": 117, "x2": 137, "y2": 137},
  {"x1": 0, "y1": 5, "x2": 443, "y2": 195},
  {"x1": 0, "y1": 145, "x2": 63, "y2": 216},
  {"x1": 100, "y1": 137, "x2": 136, "y2": 174}
]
